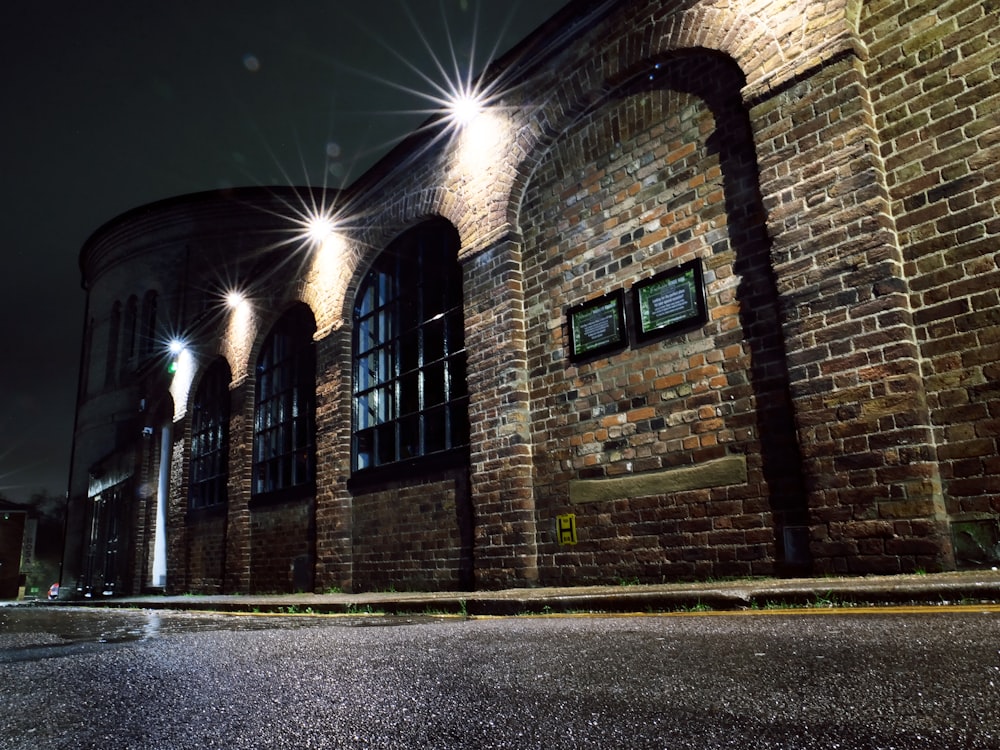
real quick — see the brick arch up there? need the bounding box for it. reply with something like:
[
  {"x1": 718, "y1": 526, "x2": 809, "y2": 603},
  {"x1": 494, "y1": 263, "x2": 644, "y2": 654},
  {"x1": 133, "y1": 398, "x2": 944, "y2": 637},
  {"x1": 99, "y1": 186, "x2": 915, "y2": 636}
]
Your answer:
[
  {"x1": 185, "y1": 355, "x2": 232, "y2": 412},
  {"x1": 644, "y1": 7, "x2": 786, "y2": 86},
  {"x1": 243, "y1": 300, "x2": 319, "y2": 381},
  {"x1": 362, "y1": 186, "x2": 467, "y2": 250},
  {"x1": 505, "y1": 0, "x2": 859, "y2": 232},
  {"x1": 514, "y1": 47, "x2": 811, "y2": 579},
  {"x1": 334, "y1": 186, "x2": 466, "y2": 325}
]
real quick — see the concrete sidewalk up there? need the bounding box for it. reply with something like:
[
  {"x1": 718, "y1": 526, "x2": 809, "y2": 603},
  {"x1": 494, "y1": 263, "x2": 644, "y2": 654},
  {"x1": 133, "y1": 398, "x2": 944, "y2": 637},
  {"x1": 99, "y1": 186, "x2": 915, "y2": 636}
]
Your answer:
[{"x1": 47, "y1": 570, "x2": 1000, "y2": 616}]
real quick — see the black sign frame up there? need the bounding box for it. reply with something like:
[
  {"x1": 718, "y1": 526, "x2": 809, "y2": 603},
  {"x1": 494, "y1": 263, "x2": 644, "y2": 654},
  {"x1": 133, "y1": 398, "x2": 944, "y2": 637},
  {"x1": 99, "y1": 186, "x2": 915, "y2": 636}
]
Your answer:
[
  {"x1": 631, "y1": 258, "x2": 708, "y2": 341},
  {"x1": 567, "y1": 289, "x2": 628, "y2": 362}
]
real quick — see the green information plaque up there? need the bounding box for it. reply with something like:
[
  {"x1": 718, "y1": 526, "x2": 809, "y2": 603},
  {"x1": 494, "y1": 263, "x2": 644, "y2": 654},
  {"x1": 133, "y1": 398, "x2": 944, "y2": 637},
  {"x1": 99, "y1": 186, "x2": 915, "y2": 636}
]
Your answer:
[
  {"x1": 632, "y1": 259, "x2": 707, "y2": 340},
  {"x1": 567, "y1": 289, "x2": 627, "y2": 361}
]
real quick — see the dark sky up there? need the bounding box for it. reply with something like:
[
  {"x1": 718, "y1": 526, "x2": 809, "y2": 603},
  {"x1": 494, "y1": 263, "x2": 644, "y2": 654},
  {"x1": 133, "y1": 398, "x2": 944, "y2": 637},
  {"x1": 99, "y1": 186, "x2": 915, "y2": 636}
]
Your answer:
[{"x1": 0, "y1": 1, "x2": 568, "y2": 504}]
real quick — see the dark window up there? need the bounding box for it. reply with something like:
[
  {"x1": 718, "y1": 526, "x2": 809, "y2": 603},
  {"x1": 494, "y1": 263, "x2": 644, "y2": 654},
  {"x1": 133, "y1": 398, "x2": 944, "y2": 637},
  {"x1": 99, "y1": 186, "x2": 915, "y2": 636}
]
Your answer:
[
  {"x1": 352, "y1": 219, "x2": 468, "y2": 473},
  {"x1": 253, "y1": 306, "x2": 316, "y2": 496},
  {"x1": 120, "y1": 295, "x2": 138, "y2": 379},
  {"x1": 81, "y1": 318, "x2": 94, "y2": 397},
  {"x1": 105, "y1": 301, "x2": 121, "y2": 387},
  {"x1": 140, "y1": 291, "x2": 158, "y2": 357},
  {"x1": 189, "y1": 359, "x2": 232, "y2": 510}
]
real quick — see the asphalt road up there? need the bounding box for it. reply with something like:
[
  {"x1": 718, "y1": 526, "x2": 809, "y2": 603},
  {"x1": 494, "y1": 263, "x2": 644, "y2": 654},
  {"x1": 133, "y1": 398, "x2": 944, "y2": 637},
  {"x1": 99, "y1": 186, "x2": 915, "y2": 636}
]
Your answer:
[{"x1": 1, "y1": 605, "x2": 998, "y2": 749}]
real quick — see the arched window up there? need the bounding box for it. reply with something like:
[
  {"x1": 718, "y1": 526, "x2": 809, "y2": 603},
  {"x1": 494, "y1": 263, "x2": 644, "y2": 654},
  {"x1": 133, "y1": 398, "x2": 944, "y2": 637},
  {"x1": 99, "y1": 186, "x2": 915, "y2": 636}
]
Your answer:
[
  {"x1": 81, "y1": 317, "x2": 94, "y2": 398},
  {"x1": 140, "y1": 290, "x2": 158, "y2": 357},
  {"x1": 253, "y1": 306, "x2": 316, "y2": 497},
  {"x1": 352, "y1": 219, "x2": 468, "y2": 473},
  {"x1": 120, "y1": 295, "x2": 138, "y2": 379},
  {"x1": 104, "y1": 301, "x2": 121, "y2": 387},
  {"x1": 189, "y1": 359, "x2": 232, "y2": 510}
]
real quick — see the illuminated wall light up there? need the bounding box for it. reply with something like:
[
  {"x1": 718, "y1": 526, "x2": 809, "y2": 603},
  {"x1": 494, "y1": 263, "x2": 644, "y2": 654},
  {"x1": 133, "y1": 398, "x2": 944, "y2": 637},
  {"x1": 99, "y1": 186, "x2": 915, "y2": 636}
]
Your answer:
[
  {"x1": 453, "y1": 107, "x2": 507, "y2": 175},
  {"x1": 168, "y1": 344, "x2": 196, "y2": 422},
  {"x1": 303, "y1": 227, "x2": 348, "y2": 337},
  {"x1": 225, "y1": 290, "x2": 246, "y2": 309},
  {"x1": 306, "y1": 213, "x2": 336, "y2": 246},
  {"x1": 222, "y1": 288, "x2": 256, "y2": 383},
  {"x1": 439, "y1": 86, "x2": 508, "y2": 175},
  {"x1": 166, "y1": 338, "x2": 185, "y2": 374},
  {"x1": 448, "y1": 91, "x2": 485, "y2": 128}
]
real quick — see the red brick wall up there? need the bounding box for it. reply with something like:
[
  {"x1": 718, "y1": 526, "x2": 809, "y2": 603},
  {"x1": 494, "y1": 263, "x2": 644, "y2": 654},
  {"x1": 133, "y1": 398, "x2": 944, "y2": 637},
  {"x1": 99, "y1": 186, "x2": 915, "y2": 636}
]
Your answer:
[
  {"x1": 463, "y1": 239, "x2": 540, "y2": 588},
  {"x1": 520, "y1": 52, "x2": 806, "y2": 583},
  {"x1": 221, "y1": 380, "x2": 254, "y2": 593},
  {"x1": 350, "y1": 467, "x2": 472, "y2": 591},
  {"x1": 313, "y1": 331, "x2": 354, "y2": 593},
  {"x1": 862, "y1": 0, "x2": 1000, "y2": 533},
  {"x1": 248, "y1": 498, "x2": 314, "y2": 593},
  {"x1": 751, "y1": 51, "x2": 950, "y2": 574},
  {"x1": 184, "y1": 513, "x2": 226, "y2": 592}
]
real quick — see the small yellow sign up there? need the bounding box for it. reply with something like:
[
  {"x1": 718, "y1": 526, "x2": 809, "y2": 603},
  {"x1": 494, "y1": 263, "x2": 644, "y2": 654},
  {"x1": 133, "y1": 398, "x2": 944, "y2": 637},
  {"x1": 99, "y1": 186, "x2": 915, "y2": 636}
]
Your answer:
[{"x1": 556, "y1": 514, "x2": 577, "y2": 545}]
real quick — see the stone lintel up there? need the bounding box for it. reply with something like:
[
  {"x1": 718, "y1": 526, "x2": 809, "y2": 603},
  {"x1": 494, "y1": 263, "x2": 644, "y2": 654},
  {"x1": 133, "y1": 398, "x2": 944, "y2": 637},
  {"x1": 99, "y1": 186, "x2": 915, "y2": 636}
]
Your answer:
[{"x1": 569, "y1": 455, "x2": 748, "y2": 504}]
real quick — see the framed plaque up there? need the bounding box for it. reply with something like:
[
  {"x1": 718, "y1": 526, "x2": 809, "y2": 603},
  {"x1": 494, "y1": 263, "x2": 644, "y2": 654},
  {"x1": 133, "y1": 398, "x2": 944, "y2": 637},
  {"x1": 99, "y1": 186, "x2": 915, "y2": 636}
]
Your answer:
[
  {"x1": 632, "y1": 259, "x2": 707, "y2": 340},
  {"x1": 567, "y1": 289, "x2": 627, "y2": 361}
]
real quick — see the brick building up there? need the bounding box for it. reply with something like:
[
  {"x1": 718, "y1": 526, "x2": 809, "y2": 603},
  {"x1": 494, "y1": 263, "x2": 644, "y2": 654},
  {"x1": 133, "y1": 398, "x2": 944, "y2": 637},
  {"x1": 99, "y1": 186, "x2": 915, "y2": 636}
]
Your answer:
[{"x1": 61, "y1": 0, "x2": 999, "y2": 596}]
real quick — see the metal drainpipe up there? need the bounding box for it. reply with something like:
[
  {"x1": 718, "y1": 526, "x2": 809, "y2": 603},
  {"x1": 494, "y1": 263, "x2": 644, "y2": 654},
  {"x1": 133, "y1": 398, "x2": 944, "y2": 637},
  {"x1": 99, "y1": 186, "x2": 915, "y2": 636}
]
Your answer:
[{"x1": 151, "y1": 422, "x2": 171, "y2": 588}]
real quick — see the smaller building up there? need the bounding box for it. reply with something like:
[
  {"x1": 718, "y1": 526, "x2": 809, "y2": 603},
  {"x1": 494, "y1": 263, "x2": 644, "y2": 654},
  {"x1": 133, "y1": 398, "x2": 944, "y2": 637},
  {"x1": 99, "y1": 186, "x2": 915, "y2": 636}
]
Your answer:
[{"x1": 0, "y1": 502, "x2": 28, "y2": 599}]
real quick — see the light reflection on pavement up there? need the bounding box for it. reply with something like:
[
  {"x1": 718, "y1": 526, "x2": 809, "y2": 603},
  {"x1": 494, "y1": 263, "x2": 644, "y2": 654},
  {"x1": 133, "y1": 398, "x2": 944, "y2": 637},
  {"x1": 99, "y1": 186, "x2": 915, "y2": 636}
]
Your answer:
[{"x1": 0, "y1": 605, "x2": 420, "y2": 662}]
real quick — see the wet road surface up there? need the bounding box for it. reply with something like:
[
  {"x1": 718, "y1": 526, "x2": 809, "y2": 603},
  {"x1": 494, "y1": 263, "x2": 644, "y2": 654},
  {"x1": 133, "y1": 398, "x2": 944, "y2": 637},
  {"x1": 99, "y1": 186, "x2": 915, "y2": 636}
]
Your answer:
[{"x1": 2, "y1": 605, "x2": 998, "y2": 749}]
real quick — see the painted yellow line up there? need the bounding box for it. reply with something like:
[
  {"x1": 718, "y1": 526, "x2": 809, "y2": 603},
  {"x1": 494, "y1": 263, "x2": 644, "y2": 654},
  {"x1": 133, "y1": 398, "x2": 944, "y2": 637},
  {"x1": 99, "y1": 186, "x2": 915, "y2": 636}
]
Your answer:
[
  {"x1": 161, "y1": 603, "x2": 1000, "y2": 620},
  {"x1": 580, "y1": 604, "x2": 1000, "y2": 618},
  {"x1": 484, "y1": 604, "x2": 1000, "y2": 619}
]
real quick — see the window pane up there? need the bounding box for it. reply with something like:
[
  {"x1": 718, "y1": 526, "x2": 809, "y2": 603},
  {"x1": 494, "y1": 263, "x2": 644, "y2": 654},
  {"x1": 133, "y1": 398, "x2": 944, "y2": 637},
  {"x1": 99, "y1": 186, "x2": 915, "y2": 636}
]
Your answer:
[
  {"x1": 375, "y1": 423, "x2": 395, "y2": 466},
  {"x1": 400, "y1": 372, "x2": 419, "y2": 415},
  {"x1": 401, "y1": 294, "x2": 420, "y2": 334},
  {"x1": 378, "y1": 308, "x2": 394, "y2": 343},
  {"x1": 357, "y1": 317, "x2": 376, "y2": 354},
  {"x1": 399, "y1": 414, "x2": 419, "y2": 459},
  {"x1": 425, "y1": 362, "x2": 445, "y2": 406},
  {"x1": 377, "y1": 347, "x2": 392, "y2": 384},
  {"x1": 450, "y1": 403, "x2": 470, "y2": 448},
  {"x1": 425, "y1": 406, "x2": 446, "y2": 453},
  {"x1": 356, "y1": 429, "x2": 373, "y2": 470},
  {"x1": 356, "y1": 392, "x2": 372, "y2": 430},
  {"x1": 399, "y1": 331, "x2": 419, "y2": 373},
  {"x1": 424, "y1": 318, "x2": 445, "y2": 363},
  {"x1": 371, "y1": 387, "x2": 395, "y2": 424},
  {"x1": 357, "y1": 353, "x2": 375, "y2": 391},
  {"x1": 377, "y1": 271, "x2": 393, "y2": 308},
  {"x1": 358, "y1": 281, "x2": 374, "y2": 317},
  {"x1": 423, "y1": 271, "x2": 447, "y2": 317},
  {"x1": 446, "y1": 311, "x2": 464, "y2": 354},
  {"x1": 294, "y1": 450, "x2": 310, "y2": 485},
  {"x1": 447, "y1": 354, "x2": 467, "y2": 398}
]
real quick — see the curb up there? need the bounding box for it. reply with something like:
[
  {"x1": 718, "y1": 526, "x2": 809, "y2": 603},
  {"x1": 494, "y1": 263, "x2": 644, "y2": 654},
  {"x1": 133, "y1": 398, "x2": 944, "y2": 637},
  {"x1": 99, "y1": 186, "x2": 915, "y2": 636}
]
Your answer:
[{"x1": 37, "y1": 574, "x2": 1000, "y2": 617}]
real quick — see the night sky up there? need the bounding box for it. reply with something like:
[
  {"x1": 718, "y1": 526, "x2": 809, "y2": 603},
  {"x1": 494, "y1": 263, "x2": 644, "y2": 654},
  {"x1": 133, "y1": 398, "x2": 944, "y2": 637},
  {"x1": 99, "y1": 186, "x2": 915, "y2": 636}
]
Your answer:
[{"x1": 0, "y1": 1, "x2": 568, "y2": 505}]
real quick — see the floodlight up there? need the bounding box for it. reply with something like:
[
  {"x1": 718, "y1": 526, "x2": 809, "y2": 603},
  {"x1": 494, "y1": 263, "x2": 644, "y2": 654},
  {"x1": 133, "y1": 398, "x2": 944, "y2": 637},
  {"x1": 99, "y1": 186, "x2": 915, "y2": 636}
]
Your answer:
[
  {"x1": 448, "y1": 91, "x2": 484, "y2": 128},
  {"x1": 306, "y1": 213, "x2": 336, "y2": 244},
  {"x1": 225, "y1": 290, "x2": 246, "y2": 308}
]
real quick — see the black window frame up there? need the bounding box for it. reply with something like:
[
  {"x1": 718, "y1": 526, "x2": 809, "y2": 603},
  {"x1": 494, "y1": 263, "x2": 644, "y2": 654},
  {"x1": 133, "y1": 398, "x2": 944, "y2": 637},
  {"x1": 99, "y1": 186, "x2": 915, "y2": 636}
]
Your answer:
[
  {"x1": 252, "y1": 306, "x2": 317, "y2": 501},
  {"x1": 188, "y1": 358, "x2": 232, "y2": 511},
  {"x1": 351, "y1": 219, "x2": 469, "y2": 477}
]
